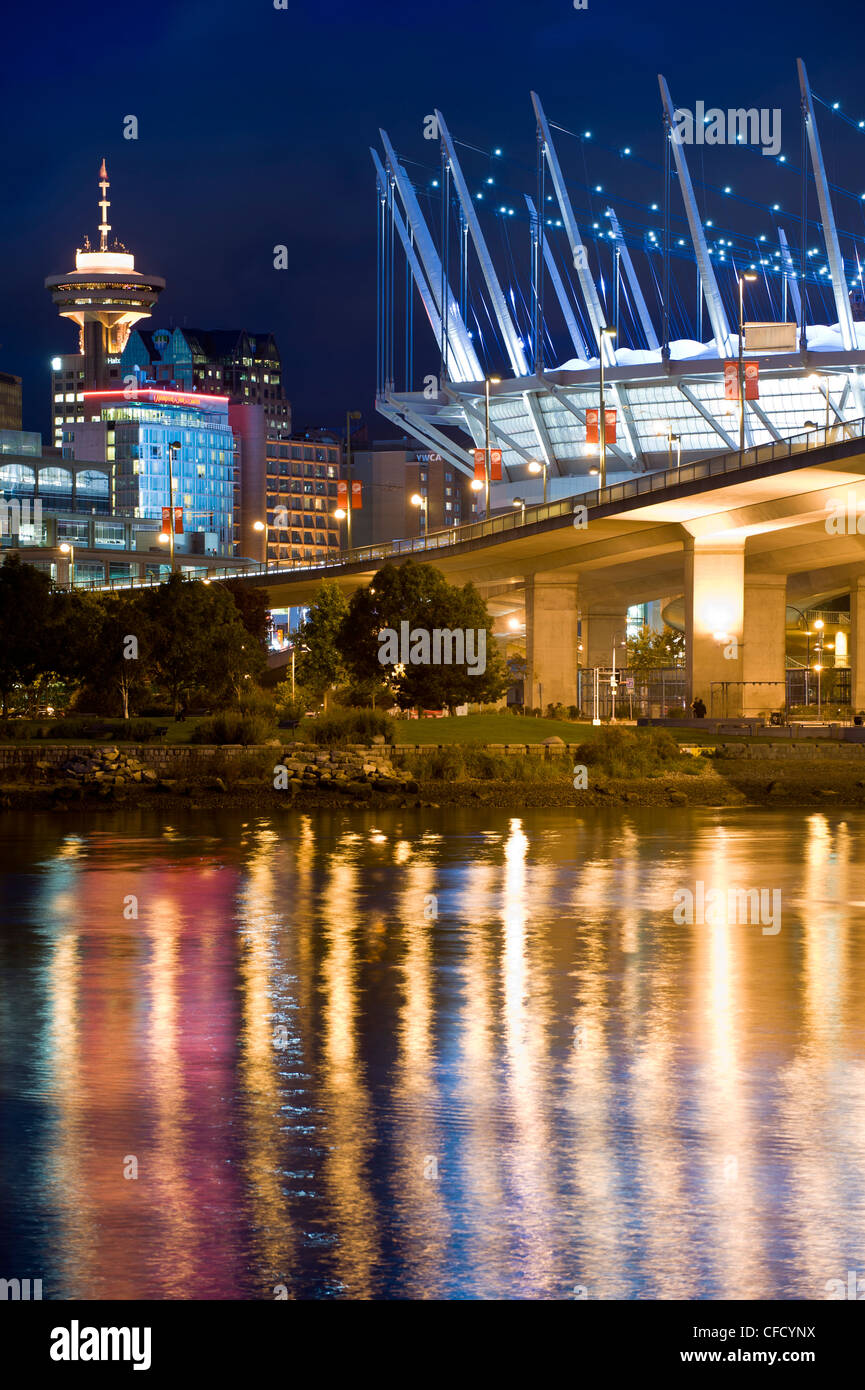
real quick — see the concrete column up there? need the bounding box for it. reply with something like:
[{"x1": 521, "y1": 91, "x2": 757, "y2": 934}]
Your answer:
[
  {"x1": 524, "y1": 568, "x2": 580, "y2": 709},
  {"x1": 583, "y1": 604, "x2": 630, "y2": 671},
  {"x1": 742, "y1": 574, "x2": 787, "y2": 717},
  {"x1": 849, "y1": 577, "x2": 865, "y2": 711},
  {"x1": 684, "y1": 538, "x2": 745, "y2": 715}
]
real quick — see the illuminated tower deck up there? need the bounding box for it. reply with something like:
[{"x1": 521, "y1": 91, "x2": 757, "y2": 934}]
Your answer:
[{"x1": 45, "y1": 161, "x2": 165, "y2": 404}]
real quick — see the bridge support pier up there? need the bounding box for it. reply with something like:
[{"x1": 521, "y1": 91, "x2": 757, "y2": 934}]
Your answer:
[
  {"x1": 849, "y1": 577, "x2": 865, "y2": 711},
  {"x1": 583, "y1": 604, "x2": 630, "y2": 672},
  {"x1": 685, "y1": 538, "x2": 745, "y2": 716},
  {"x1": 742, "y1": 575, "x2": 788, "y2": 717},
  {"x1": 524, "y1": 568, "x2": 580, "y2": 710}
]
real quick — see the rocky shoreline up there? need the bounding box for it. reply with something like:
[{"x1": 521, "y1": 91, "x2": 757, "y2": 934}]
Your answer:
[{"x1": 2, "y1": 740, "x2": 865, "y2": 812}]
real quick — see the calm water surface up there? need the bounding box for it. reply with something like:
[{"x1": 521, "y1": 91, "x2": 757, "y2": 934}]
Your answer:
[{"x1": 1, "y1": 805, "x2": 864, "y2": 1300}]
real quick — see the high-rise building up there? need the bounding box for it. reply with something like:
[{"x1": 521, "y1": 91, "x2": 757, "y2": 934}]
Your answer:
[
  {"x1": 0, "y1": 372, "x2": 22, "y2": 431},
  {"x1": 64, "y1": 388, "x2": 236, "y2": 555},
  {"x1": 264, "y1": 432, "x2": 342, "y2": 565},
  {"x1": 45, "y1": 161, "x2": 165, "y2": 445},
  {"x1": 350, "y1": 442, "x2": 478, "y2": 546},
  {"x1": 123, "y1": 328, "x2": 291, "y2": 434}
]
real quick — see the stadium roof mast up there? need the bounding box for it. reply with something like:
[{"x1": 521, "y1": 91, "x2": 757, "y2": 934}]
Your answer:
[
  {"x1": 371, "y1": 150, "x2": 445, "y2": 355},
  {"x1": 377, "y1": 129, "x2": 482, "y2": 383},
  {"x1": 797, "y1": 58, "x2": 857, "y2": 353},
  {"x1": 524, "y1": 195, "x2": 589, "y2": 361},
  {"x1": 606, "y1": 207, "x2": 660, "y2": 351},
  {"x1": 434, "y1": 109, "x2": 530, "y2": 379},
  {"x1": 531, "y1": 92, "x2": 616, "y2": 368},
  {"x1": 778, "y1": 229, "x2": 803, "y2": 326},
  {"x1": 657, "y1": 75, "x2": 733, "y2": 360}
]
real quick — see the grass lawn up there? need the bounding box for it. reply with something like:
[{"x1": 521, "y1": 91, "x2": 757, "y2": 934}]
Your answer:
[{"x1": 388, "y1": 713, "x2": 598, "y2": 746}]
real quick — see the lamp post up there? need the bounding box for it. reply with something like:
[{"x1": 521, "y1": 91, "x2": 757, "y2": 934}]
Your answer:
[
  {"x1": 253, "y1": 518, "x2": 266, "y2": 572},
  {"x1": 410, "y1": 491, "x2": 428, "y2": 537},
  {"x1": 167, "y1": 440, "x2": 181, "y2": 572},
  {"x1": 512, "y1": 496, "x2": 526, "y2": 520},
  {"x1": 344, "y1": 409, "x2": 362, "y2": 550},
  {"x1": 59, "y1": 541, "x2": 74, "y2": 589},
  {"x1": 598, "y1": 327, "x2": 616, "y2": 490},
  {"x1": 737, "y1": 273, "x2": 757, "y2": 458},
  {"x1": 528, "y1": 458, "x2": 547, "y2": 503},
  {"x1": 813, "y1": 617, "x2": 825, "y2": 720},
  {"x1": 484, "y1": 376, "x2": 501, "y2": 514},
  {"x1": 610, "y1": 631, "x2": 627, "y2": 723},
  {"x1": 333, "y1": 506, "x2": 348, "y2": 550}
]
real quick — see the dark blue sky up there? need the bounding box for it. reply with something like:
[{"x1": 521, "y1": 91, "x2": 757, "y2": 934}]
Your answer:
[{"x1": 0, "y1": 0, "x2": 861, "y2": 438}]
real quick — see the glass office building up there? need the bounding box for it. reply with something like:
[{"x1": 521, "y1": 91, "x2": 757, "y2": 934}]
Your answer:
[{"x1": 83, "y1": 389, "x2": 235, "y2": 554}]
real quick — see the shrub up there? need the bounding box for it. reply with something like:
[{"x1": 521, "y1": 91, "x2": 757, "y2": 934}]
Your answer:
[
  {"x1": 191, "y1": 711, "x2": 275, "y2": 746},
  {"x1": 307, "y1": 710, "x2": 396, "y2": 746},
  {"x1": 576, "y1": 726, "x2": 683, "y2": 777}
]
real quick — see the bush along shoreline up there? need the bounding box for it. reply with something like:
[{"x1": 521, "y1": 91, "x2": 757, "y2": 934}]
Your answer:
[{"x1": 2, "y1": 727, "x2": 865, "y2": 812}]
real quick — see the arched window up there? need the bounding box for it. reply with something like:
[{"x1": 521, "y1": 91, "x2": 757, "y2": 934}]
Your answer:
[
  {"x1": 0, "y1": 463, "x2": 36, "y2": 492},
  {"x1": 38, "y1": 467, "x2": 74, "y2": 491},
  {"x1": 76, "y1": 469, "x2": 110, "y2": 495}
]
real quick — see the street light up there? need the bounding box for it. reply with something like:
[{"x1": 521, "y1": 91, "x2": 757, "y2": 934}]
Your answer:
[
  {"x1": 410, "y1": 492, "x2": 428, "y2": 537},
  {"x1": 610, "y1": 630, "x2": 627, "y2": 723},
  {"x1": 59, "y1": 541, "x2": 74, "y2": 589},
  {"x1": 528, "y1": 458, "x2": 548, "y2": 503},
  {"x1": 598, "y1": 327, "x2": 616, "y2": 489},
  {"x1": 512, "y1": 496, "x2": 526, "y2": 519},
  {"x1": 812, "y1": 618, "x2": 826, "y2": 720},
  {"x1": 344, "y1": 409, "x2": 362, "y2": 551},
  {"x1": 737, "y1": 273, "x2": 758, "y2": 457},
  {"x1": 483, "y1": 376, "x2": 501, "y2": 514},
  {"x1": 654, "y1": 423, "x2": 682, "y2": 470},
  {"x1": 166, "y1": 440, "x2": 181, "y2": 572},
  {"x1": 253, "y1": 518, "x2": 267, "y2": 572}
]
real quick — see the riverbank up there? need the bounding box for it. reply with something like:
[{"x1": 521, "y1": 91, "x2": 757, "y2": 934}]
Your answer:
[{"x1": 2, "y1": 745, "x2": 865, "y2": 811}]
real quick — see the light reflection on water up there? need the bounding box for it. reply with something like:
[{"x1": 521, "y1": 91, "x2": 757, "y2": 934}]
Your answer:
[{"x1": 2, "y1": 806, "x2": 865, "y2": 1300}]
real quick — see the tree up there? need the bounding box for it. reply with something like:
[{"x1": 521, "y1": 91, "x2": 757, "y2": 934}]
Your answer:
[
  {"x1": 0, "y1": 555, "x2": 53, "y2": 716},
  {"x1": 88, "y1": 594, "x2": 153, "y2": 719},
  {"x1": 294, "y1": 580, "x2": 349, "y2": 709},
  {"x1": 220, "y1": 578, "x2": 271, "y2": 647},
  {"x1": 626, "y1": 624, "x2": 685, "y2": 676},
  {"x1": 143, "y1": 575, "x2": 259, "y2": 715},
  {"x1": 340, "y1": 560, "x2": 509, "y2": 710}
]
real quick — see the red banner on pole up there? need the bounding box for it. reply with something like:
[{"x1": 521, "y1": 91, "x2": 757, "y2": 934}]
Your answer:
[
  {"x1": 351, "y1": 479, "x2": 362, "y2": 509},
  {"x1": 724, "y1": 362, "x2": 738, "y2": 400},
  {"x1": 489, "y1": 448, "x2": 502, "y2": 481},
  {"x1": 161, "y1": 507, "x2": 171, "y2": 536},
  {"x1": 336, "y1": 479, "x2": 348, "y2": 508},
  {"x1": 473, "y1": 448, "x2": 486, "y2": 482},
  {"x1": 173, "y1": 506, "x2": 183, "y2": 535},
  {"x1": 585, "y1": 409, "x2": 616, "y2": 444},
  {"x1": 744, "y1": 361, "x2": 759, "y2": 400}
]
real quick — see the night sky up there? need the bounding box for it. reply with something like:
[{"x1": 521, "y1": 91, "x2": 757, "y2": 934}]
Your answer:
[{"x1": 1, "y1": 0, "x2": 861, "y2": 440}]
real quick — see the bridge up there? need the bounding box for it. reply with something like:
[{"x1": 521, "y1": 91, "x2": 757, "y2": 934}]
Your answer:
[{"x1": 234, "y1": 418, "x2": 865, "y2": 716}]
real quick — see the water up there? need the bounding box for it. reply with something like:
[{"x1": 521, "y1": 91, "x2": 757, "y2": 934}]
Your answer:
[{"x1": 1, "y1": 805, "x2": 864, "y2": 1301}]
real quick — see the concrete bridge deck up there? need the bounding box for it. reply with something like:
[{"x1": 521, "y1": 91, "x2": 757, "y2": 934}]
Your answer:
[{"x1": 236, "y1": 419, "x2": 865, "y2": 715}]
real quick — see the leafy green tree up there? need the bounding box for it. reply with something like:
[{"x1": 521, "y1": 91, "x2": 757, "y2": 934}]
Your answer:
[
  {"x1": 143, "y1": 575, "x2": 260, "y2": 715},
  {"x1": 0, "y1": 555, "x2": 54, "y2": 716},
  {"x1": 294, "y1": 580, "x2": 349, "y2": 710},
  {"x1": 86, "y1": 593, "x2": 154, "y2": 719},
  {"x1": 220, "y1": 578, "x2": 272, "y2": 647},
  {"x1": 626, "y1": 624, "x2": 685, "y2": 676},
  {"x1": 340, "y1": 560, "x2": 509, "y2": 711}
]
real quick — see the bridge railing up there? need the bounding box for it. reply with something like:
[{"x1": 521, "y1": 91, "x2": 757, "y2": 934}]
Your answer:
[{"x1": 87, "y1": 415, "x2": 865, "y2": 591}]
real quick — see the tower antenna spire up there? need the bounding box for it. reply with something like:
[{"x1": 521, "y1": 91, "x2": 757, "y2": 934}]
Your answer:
[{"x1": 98, "y1": 158, "x2": 111, "y2": 252}]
